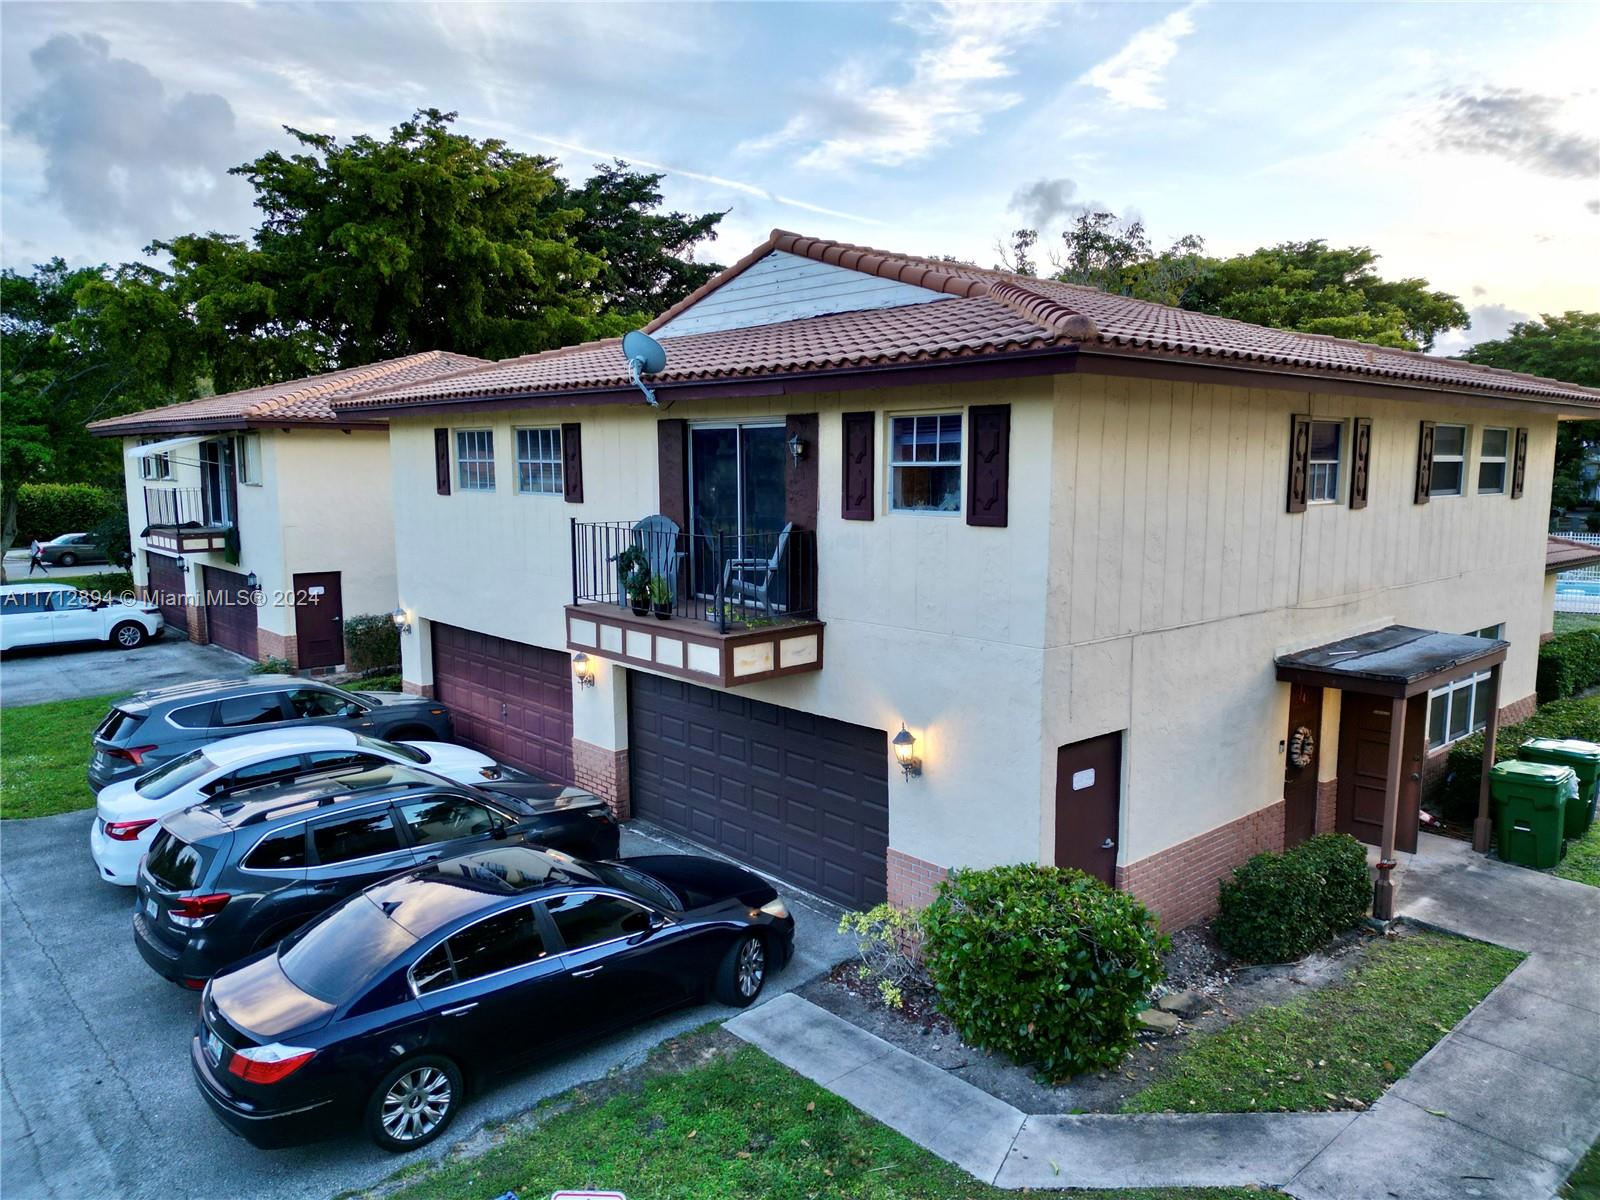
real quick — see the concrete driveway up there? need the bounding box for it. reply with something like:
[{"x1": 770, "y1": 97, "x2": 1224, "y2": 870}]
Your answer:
[
  {"x1": 1, "y1": 636, "x2": 254, "y2": 708},
  {"x1": 0, "y1": 814, "x2": 855, "y2": 1200}
]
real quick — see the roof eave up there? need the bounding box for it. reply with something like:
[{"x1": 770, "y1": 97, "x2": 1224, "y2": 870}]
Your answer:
[{"x1": 88, "y1": 416, "x2": 388, "y2": 438}]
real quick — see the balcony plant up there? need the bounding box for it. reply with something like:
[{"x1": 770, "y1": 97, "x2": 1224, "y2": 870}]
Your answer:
[
  {"x1": 648, "y1": 573, "x2": 672, "y2": 620},
  {"x1": 614, "y1": 545, "x2": 651, "y2": 616}
]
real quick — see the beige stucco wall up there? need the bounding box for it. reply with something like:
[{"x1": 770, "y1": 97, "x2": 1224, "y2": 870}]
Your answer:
[{"x1": 1542, "y1": 573, "x2": 1558, "y2": 637}]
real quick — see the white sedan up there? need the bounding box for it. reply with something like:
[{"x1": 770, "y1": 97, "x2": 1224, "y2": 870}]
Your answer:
[
  {"x1": 1, "y1": 582, "x2": 163, "y2": 651},
  {"x1": 90, "y1": 726, "x2": 510, "y2": 886}
]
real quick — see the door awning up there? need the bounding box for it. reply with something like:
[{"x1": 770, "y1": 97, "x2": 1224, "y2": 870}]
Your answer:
[
  {"x1": 1275, "y1": 625, "x2": 1507, "y2": 698},
  {"x1": 127, "y1": 434, "x2": 211, "y2": 459}
]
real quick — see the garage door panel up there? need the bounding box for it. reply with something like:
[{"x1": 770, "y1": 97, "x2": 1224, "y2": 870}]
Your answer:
[
  {"x1": 201, "y1": 566, "x2": 258, "y2": 660},
  {"x1": 430, "y1": 625, "x2": 573, "y2": 781}
]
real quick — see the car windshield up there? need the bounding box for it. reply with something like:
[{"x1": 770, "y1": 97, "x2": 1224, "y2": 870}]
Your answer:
[
  {"x1": 136, "y1": 750, "x2": 216, "y2": 800},
  {"x1": 356, "y1": 734, "x2": 427, "y2": 764},
  {"x1": 278, "y1": 895, "x2": 419, "y2": 1005},
  {"x1": 583, "y1": 862, "x2": 682, "y2": 912}
]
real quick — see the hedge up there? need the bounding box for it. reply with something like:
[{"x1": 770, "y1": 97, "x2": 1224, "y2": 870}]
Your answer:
[
  {"x1": 1213, "y1": 833, "x2": 1371, "y2": 963},
  {"x1": 1438, "y1": 695, "x2": 1600, "y2": 823},
  {"x1": 1536, "y1": 627, "x2": 1600, "y2": 704},
  {"x1": 15, "y1": 483, "x2": 123, "y2": 544},
  {"x1": 342, "y1": 613, "x2": 401, "y2": 674}
]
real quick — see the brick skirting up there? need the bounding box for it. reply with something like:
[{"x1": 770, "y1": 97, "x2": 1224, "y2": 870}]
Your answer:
[
  {"x1": 1499, "y1": 692, "x2": 1537, "y2": 728},
  {"x1": 257, "y1": 627, "x2": 297, "y2": 668},
  {"x1": 401, "y1": 679, "x2": 434, "y2": 698},
  {"x1": 1116, "y1": 800, "x2": 1287, "y2": 932},
  {"x1": 184, "y1": 604, "x2": 207, "y2": 645},
  {"x1": 573, "y1": 738, "x2": 631, "y2": 820},
  {"x1": 886, "y1": 848, "x2": 948, "y2": 910},
  {"x1": 1316, "y1": 778, "x2": 1338, "y2": 835}
]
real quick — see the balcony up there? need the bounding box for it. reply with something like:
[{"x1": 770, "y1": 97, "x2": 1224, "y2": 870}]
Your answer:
[
  {"x1": 565, "y1": 518, "x2": 824, "y2": 689},
  {"x1": 142, "y1": 486, "x2": 232, "y2": 555}
]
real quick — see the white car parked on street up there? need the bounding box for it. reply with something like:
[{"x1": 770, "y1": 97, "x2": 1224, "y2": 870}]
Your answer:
[
  {"x1": 90, "y1": 726, "x2": 509, "y2": 885},
  {"x1": 0, "y1": 582, "x2": 163, "y2": 651}
]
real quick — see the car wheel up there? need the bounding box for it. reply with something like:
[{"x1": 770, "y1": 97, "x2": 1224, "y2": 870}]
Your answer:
[
  {"x1": 713, "y1": 932, "x2": 767, "y2": 1008},
  {"x1": 110, "y1": 621, "x2": 146, "y2": 650},
  {"x1": 58, "y1": 553, "x2": 78, "y2": 567},
  {"x1": 365, "y1": 1056, "x2": 463, "y2": 1153}
]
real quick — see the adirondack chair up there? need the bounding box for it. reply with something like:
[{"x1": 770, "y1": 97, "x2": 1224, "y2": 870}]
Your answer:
[
  {"x1": 615, "y1": 514, "x2": 683, "y2": 609},
  {"x1": 720, "y1": 523, "x2": 793, "y2": 621}
]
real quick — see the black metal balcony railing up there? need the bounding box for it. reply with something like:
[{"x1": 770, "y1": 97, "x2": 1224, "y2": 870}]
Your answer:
[
  {"x1": 571, "y1": 519, "x2": 817, "y2": 633},
  {"x1": 144, "y1": 486, "x2": 229, "y2": 529}
]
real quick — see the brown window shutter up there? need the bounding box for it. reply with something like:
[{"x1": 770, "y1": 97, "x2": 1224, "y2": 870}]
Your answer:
[
  {"x1": 1349, "y1": 417, "x2": 1372, "y2": 510},
  {"x1": 434, "y1": 428, "x2": 451, "y2": 496},
  {"x1": 561, "y1": 423, "x2": 584, "y2": 503},
  {"x1": 1511, "y1": 427, "x2": 1528, "y2": 499},
  {"x1": 841, "y1": 412, "x2": 874, "y2": 521},
  {"x1": 966, "y1": 404, "x2": 1011, "y2": 527},
  {"x1": 657, "y1": 418, "x2": 688, "y2": 529},
  {"x1": 1287, "y1": 415, "x2": 1310, "y2": 513},
  {"x1": 784, "y1": 413, "x2": 818, "y2": 530},
  {"x1": 1414, "y1": 421, "x2": 1435, "y2": 505}
]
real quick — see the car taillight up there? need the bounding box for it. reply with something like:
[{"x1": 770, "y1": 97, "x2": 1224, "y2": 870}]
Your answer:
[
  {"x1": 103, "y1": 818, "x2": 157, "y2": 842},
  {"x1": 226, "y1": 1043, "x2": 316, "y2": 1085},
  {"x1": 106, "y1": 745, "x2": 158, "y2": 766},
  {"x1": 169, "y1": 893, "x2": 231, "y2": 928}
]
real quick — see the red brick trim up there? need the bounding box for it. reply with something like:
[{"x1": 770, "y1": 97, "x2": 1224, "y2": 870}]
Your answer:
[
  {"x1": 1315, "y1": 778, "x2": 1338, "y2": 835},
  {"x1": 185, "y1": 604, "x2": 207, "y2": 645},
  {"x1": 1498, "y1": 692, "x2": 1537, "y2": 728},
  {"x1": 1116, "y1": 800, "x2": 1287, "y2": 932},
  {"x1": 257, "y1": 627, "x2": 298, "y2": 668},
  {"x1": 401, "y1": 679, "x2": 434, "y2": 698},
  {"x1": 886, "y1": 848, "x2": 947, "y2": 910},
  {"x1": 573, "y1": 738, "x2": 630, "y2": 820}
]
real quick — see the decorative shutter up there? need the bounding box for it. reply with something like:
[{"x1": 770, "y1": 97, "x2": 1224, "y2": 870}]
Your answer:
[
  {"x1": 434, "y1": 428, "x2": 451, "y2": 496},
  {"x1": 784, "y1": 413, "x2": 819, "y2": 530},
  {"x1": 1286, "y1": 415, "x2": 1311, "y2": 513},
  {"x1": 1349, "y1": 417, "x2": 1372, "y2": 510},
  {"x1": 1414, "y1": 421, "x2": 1435, "y2": 505},
  {"x1": 561, "y1": 423, "x2": 584, "y2": 503},
  {"x1": 841, "y1": 412, "x2": 874, "y2": 521},
  {"x1": 657, "y1": 418, "x2": 688, "y2": 530},
  {"x1": 1511, "y1": 427, "x2": 1528, "y2": 499},
  {"x1": 966, "y1": 404, "x2": 1011, "y2": 527}
]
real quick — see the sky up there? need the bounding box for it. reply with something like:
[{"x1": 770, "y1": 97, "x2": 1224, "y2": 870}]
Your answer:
[{"x1": 2, "y1": 1, "x2": 1596, "y2": 353}]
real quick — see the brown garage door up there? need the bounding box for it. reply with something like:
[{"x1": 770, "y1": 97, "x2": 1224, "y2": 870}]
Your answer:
[
  {"x1": 430, "y1": 624, "x2": 574, "y2": 781},
  {"x1": 146, "y1": 552, "x2": 187, "y2": 634},
  {"x1": 628, "y1": 674, "x2": 888, "y2": 908},
  {"x1": 201, "y1": 565, "x2": 258, "y2": 659}
]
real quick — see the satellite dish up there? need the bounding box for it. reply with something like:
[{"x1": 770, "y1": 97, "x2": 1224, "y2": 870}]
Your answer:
[{"x1": 622, "y1": 330, "x2": 667, "y2": 407}]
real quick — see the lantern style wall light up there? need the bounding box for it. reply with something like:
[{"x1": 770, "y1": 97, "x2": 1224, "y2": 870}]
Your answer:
[
  {"x1": 572, "y1": 652, "x2": 596, "y2": 688},
  {"x1": 390, "y1": 607, "x2": 412, "y2": 636},
  {"x1": 892, "y1": 724, "x2": 922, "y2": 780},
  {"x1": 245, "y1": 571, "x2": 259, "y2": 591},
  {"x1": 787, "y1": 433, "x2": 807, "y2": 465}
]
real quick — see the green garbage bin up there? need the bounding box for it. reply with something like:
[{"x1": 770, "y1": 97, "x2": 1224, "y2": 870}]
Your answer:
[
  {"x1": 1489, "y1": 761, "x2": 1575, "y2": 869},
  {"x1": 1517, "y1": 737, "x2": 1600, "y2": 837}
]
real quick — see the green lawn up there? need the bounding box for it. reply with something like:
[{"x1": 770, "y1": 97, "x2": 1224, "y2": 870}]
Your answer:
[
  {"x1": 1555, "y1": 818, "x2": 1600, "y2": 887},
  {"x1": 1564, "y1": 1138, "x2": 1600, "y2": 1200},
  {"x1": 1123, "y1": 930, "x2": 1523, "y2": 1115},
  {"x1": 0, "y1": 692, "x2": 124, "y2": 819},
  {"x1": 378, "y1": 1039, "x2": 1257, "y2": 1200}
]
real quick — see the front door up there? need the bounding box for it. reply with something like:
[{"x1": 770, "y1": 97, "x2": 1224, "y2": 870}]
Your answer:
[
  {"x1": 293, "y1": 572, "x2": 344, "y2": 668},
  {"x1": 688, "y1": 423, "x2": 786, "y2": 596},
  {"x1": 1335, "y1": 692, "x2": 1426, "y2": 854},
  {"x1": 1055, "y1": 732, "x2": 1122, "y2": 885},
  {"x1": 1283, "y1": 685, "x2": 1323, "y2": 848}
]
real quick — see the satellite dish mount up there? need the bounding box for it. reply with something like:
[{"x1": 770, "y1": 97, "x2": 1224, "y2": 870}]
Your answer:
[{"x1": 622, "y1": 330, "x2": 668, "y2": 408}]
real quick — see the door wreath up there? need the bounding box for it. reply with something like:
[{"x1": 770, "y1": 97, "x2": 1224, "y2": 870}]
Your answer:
[{"x1": 1289, "y1": 726, "x2": 1316, "y2": 769}]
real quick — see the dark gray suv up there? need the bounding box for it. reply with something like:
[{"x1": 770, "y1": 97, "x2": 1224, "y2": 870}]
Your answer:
[{"x1": 89, "y1": 677, "x2": 453, "y2": 792}]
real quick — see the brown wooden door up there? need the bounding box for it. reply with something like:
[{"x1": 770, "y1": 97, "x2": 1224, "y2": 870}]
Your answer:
[
  {"x1": 1283, "y1": 684, "x2": 1323, "y2": 848},
  {"x1": 292, "y1": 572, "x2": 344, "y2": 669},
  {"x1": 430, "y1": 624, "x2": 574, "y2": 782},
  {"x1": 1335, "y1": 692, "x2": 1425, "y2": 854},
  {"x1": 200, "y1": 565, "x2": 258, "y2": 660},
  {"x1": 1055, "y1": 733, "x2": 1122, "y2": 885}
]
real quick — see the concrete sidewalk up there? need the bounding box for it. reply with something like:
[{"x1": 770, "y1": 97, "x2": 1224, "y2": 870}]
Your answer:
[{"x1": 726, "y1": 833, "x2": 1600, "y2": 1198}]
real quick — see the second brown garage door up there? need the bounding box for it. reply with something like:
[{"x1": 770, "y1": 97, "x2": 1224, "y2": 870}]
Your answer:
[
  {"x1": 628, "y1": 674, "x2": 889, "y2": 908},
  {"x1": 201, "y1": 565, "x2": 258, "y2": 659},
  {"x1": 146, "y1": 552, "x2": 187, "y2": 634},
  {"x1": 430, "y1": 624, "x2": 574, "y2": 781}
]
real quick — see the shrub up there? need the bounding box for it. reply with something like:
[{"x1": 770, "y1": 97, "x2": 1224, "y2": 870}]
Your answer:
[
  {"x1": 15, "y1": 483, "x2": 123, "y2": 544},
  {"x1": 342, "y1": 613, "x2": 400, "y2": 673},
  {"x1": 1536, "y1": 627, "x2": 1600, "y2": 704},
  {"x1": 251, "y1": 656, "x2": 293, "y2": 675},
  {"x1": 1438, "y1": 695, "x2": 1600, "y2": 822},
  {"x1": 921, "y1": 864, "x2": 1167, "y2": 1081},
  {"x1": 1214, "y1": 833, "x2": 1371, "y2": 963},
  {"x1": 837, "y1": 904, "x2": 928, "y2": 1010}
]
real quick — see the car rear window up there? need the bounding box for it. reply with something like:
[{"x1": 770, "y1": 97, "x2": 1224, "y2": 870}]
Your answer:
[
  {"x1": 95, "y1": 707, "x2": 144, "y2": 743},
  {"x1": 145, "y1": 830, "x2": 215, "y2": 892},
  {"x1": 279, "y1": 896, "x2": 418, "y2": 1005},
  {"x1": 137, "y1": 750, "x2": 217, "y2": 800}
]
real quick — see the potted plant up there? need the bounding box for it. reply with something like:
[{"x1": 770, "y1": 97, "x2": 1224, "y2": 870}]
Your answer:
[
  {"x1": 614, "y1": 545, "x2": 651, "y2": 616},
  {"x1": 648, "y1": 573, "x2": 672, "y2": 620}
]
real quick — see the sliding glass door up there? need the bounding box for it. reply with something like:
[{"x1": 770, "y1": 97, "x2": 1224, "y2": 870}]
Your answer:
[{"x1": 689, "y1": 423, "x2": 785, "y2": 598}]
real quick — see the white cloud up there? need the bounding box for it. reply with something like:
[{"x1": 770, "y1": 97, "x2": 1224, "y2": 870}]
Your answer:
[
  {"x1": 1078, "y1": 2, "x2": 1203, "y2": 111},
  {"x1": 740, "y1": 1, "x2": 1057, "y2": 171},
  {"x1": 1434, "y1": 303, "x2": 1532, "y2": 357}
]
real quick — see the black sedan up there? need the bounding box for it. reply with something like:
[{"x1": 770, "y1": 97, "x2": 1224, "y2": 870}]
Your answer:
[{"x1": 191, "y1": 844, "x2": 795, "y2": 1151}]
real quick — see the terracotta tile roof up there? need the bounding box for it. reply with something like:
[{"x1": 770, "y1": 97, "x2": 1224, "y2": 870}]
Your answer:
[
  {"x1": 328, "y1": 230, "x2": 1600, "y2": 412},
  {"x1": 1546, "y1": 536, "x2": 1600, "y2": 573},
  {"x1": 87, "y1": 351, "x2": 490, "y2": 436}
]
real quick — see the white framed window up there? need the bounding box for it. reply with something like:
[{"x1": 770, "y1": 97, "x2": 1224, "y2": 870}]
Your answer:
[
  {"x1": 234, "y1": 433, "x2": 262, "y2": 486},
  {"x1": 1473, "y1": 623, "x2": 1505, "y2": 641},
  {"x1": 1307, "y1": 420, "x2": 1343, "y2": 504},
  {"x1": 889, "y1": 413, "x2": 963, "y2": 513},
  {"x1": 1477, "y1": 428, "x2": 1508, "y2": 495},
  {"x1": 515, "y1": 427, "x2": 564, "y2": 496},
  {"x1": 1427, "y1": 621, "x2": 1504, "y2": 750},
  {"x1": 137, "y1": 438, "x2": 172, "y2": 482},
  {"x1": 1429, "y1": 424, "x2": 1467, "y2": 497},
  {"x1": 455, "y1": 429, "x2": 495, "y2": 492}
]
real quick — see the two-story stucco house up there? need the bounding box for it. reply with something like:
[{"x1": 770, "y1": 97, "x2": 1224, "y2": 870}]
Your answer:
[
  {"x1": 89, "y1": 351, "x2": 485, "y2": 669},
  {"x1": 331, "y1": 231, "x2": 1600, "y2": 927}
]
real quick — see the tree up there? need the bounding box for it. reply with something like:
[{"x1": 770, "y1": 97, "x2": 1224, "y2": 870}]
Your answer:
[{"x1": 1052, "y1": 212, "x2": 1207, "y2": 307}]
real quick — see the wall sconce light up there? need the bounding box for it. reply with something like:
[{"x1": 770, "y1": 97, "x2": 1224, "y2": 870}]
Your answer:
[
  {"x1": 245, "y1": 571, "x2": 259, "y2": 591},
  {"x1": 390, "y1": 607, "x2": 412, "y2": 636},
  {"x1": 892, "y1": 724, "x2": 922, "y2": 780},
  {"x1": 787, "y1": 433, "x2": 806, "y2": 466},
  {"x1": 175, "y1": 557, "x2": 188, "y2": 573},
  {"x1": 572, "y1": 652, "x2": 595, "y2": 688}
]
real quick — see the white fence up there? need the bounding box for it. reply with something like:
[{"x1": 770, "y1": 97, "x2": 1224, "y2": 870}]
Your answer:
[{"x1": 1553, "y1": 531, "x2": 1600, "y2": 611}]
